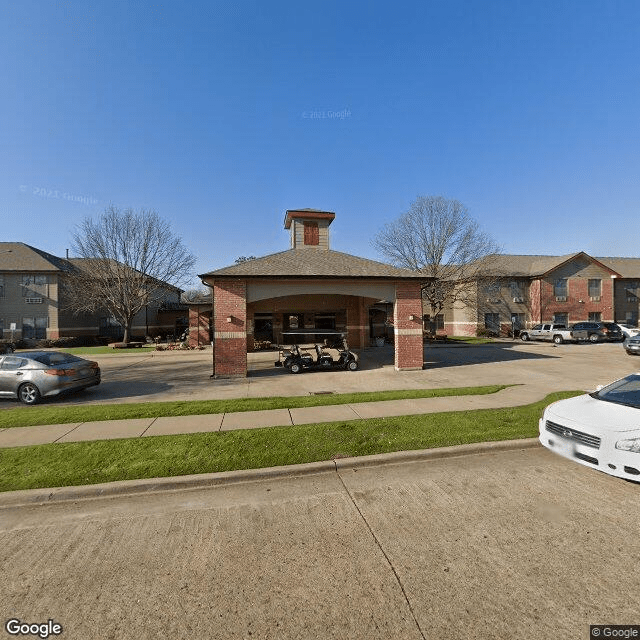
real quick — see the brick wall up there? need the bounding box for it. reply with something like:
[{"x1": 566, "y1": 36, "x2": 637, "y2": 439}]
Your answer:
[
  {"x1": 394, "y1": 282, "x2": 423, "y2": 370},
  {"x1": 213, "y1": 280, "x2": 247, "y2": 377},
  {"x1": 188, "y1": 306, "x2": 211, "y2": 346}
]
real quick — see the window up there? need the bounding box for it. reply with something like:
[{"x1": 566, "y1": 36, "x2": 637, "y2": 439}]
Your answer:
[
  {"x1": 22, "y1": 274, "x2": 47, "y2": 298},
  {"x1": 484, "y1": 313, "x2": 500, "y2": 332},
  {"x1": 554, "y1": 279, "x2": 567, "y2": 299},
  {"x1": 0, "y1": 357, "x2": 27, "y2": 371},
  {"x1": 553, "y1": 313, "x2": 569, "y2": 326},
  {"x1": 314, "y1": 313, "x2": 336, "y2": 330},
  {"x1": 22, "y1": 317, "x2": 48, "y2": 339},
  {"x1": 99, "y1": 316, "x2": 123, "y2": 338},
  {"x1": 588, "y1": 312, "x2": 602, "y2": 322},
  {"x1": 303, "y1": 222, "x2": 319, "y2": 246},
  {"x1": 510, "y1": 281, "x2": 524, "y2": 301},
  {"x1": 588, "y1": 279, "x2": 601, "y2": 299},
  {"x1": 626, "y1": 311, "x2": 638, "y2": 326},
  {"x1": 424, "y1": 314, "x2": 444, "y2": 331}
]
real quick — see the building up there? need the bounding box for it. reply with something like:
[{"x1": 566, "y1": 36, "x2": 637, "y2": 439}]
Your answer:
[
  {"x1": 195, "y1": 209, "x2": 428, "y2": 377},
  {"x1": 0, "y1": 243, "x2": 185, "y2": 341},
  {"x1": 442, "y1": 252, "x2": 640, "y2": 336}
]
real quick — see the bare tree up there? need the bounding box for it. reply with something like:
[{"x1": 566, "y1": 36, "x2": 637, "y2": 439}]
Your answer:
[
  {"x1": 181, "y1": 286, "x2": 211, "y2": 303},
  {"x1": 372, "y1": 196, "x2": 501, "y2": 328},
  {"x1": 64, "y1": 206, "x2": 196, "y2": 343}
]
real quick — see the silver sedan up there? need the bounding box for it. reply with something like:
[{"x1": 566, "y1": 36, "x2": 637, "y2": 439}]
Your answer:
[{"x1": 0, "y1": 351, "x2": 101, "y2": 405}]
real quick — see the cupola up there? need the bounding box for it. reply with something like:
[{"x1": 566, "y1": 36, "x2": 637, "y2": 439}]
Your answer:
[{"x1": 284, "y1": 209, "x2": 335, "y2": 250}]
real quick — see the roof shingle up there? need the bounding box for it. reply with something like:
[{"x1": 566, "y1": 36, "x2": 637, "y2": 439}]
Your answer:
[{"x1": 200, "y1": 249, "x2": 426, "y2": 279}]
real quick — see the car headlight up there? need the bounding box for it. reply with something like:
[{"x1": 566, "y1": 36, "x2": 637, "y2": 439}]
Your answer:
[{"x1": 615, "y1": 437, "x2": 640, "y2": 453}]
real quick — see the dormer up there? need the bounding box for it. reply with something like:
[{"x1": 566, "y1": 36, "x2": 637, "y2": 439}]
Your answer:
[{"x1": 284, "y1": 209, "x2": 335, "y2": 250}]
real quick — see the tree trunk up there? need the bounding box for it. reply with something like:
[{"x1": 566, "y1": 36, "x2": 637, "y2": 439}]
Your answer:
[{"x1": 122, "y1": 323, "x2": 132, "y2": 344}]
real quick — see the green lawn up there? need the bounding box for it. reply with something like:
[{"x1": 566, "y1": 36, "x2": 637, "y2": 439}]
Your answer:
[
  {"x1": 0, "y1": 391, "x2": 581, "y2": 492},
  {"x1": 51, "y1": 345, "x2": 157, "y2": 355},
  {"x1": 1, "y1": 384, "x2": 511, "y2": 428}
]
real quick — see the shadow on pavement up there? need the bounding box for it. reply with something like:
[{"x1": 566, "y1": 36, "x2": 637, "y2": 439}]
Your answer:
[
  {"x1": 248, "y1": 342, "x2": 558, "y2": 375},
  {"x1": 423, "y1": 342, "x2": 557, "y2": 369}
]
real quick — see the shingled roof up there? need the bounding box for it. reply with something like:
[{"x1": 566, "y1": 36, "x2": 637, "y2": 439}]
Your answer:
[
  {"x1": 0, "y1": 242, "x2": 70, "y2": 272},
  {"x1": 200, "y1": 249, "x2": 426, "y2": 280},
  {"x1": 486, "y1": 252, "x2": 640, "y2": 278}
]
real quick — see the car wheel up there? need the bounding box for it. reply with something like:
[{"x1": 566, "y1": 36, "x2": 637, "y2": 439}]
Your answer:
[
  {"x1": 553, "y1": 335, "x2": 563, "y2": 344},
  {"x1": 18, "y1": 382, "x2": 41, "y2": 405},
  {"x1": 588, "y1": 333, "x2": 599, "y2": 343},
  {"x1": 290, "y1": 362, "x2": 302, "y2": 374},
  {"x1": 346, "y1": 360, "x2": 359, "y2": 371},
  {"x1": 520, "y1": 333, "x2": 529, "y2": 341}
]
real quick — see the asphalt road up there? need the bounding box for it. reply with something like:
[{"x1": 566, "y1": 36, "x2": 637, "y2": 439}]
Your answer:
[{"x1": 2, "y1": 446, "x2": 638, "y2": 640}]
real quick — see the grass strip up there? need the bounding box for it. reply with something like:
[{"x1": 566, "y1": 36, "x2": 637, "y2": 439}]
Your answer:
[
  {"x1": 51, "y1": 346, "x2": 157, "y2": 355},
  {"x1": 0, "y1": 391, "x2": 581, "y2": 492},
  {"x1": 0, "y1": 385, "x2": 511, "y2": 429}
]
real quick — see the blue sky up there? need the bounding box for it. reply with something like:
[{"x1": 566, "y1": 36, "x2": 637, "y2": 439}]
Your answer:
[{"x1": 2, "y1": 0, "x2": 639, "y2": 284}]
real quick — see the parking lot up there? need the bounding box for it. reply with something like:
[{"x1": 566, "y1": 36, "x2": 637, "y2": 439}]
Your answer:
[{"x1": 1, "y1": 340, "x2": 637, "y2": 408}]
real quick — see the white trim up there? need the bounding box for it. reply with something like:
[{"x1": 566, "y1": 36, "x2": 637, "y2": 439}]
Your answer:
[
  {"x1": 214, "y1": 331, "x2": 246, "y2": 339},
  {"x1": 394, "y1": 328, "x2": 423, "y2": 336}
]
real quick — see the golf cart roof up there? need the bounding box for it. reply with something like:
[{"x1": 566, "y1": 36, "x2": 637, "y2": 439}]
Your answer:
[{"x1": 280, "y1": 329, "x2": 345, "y2": 336}]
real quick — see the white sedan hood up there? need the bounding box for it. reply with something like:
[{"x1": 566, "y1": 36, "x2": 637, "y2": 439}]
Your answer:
[{"x1": 546, "y1": 394, "x2": 640, "y2": 434}]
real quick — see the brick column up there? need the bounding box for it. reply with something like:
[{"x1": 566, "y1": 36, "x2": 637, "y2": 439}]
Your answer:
[
  {"x1": 213, "y1": 279, "x2": 247, "y2": 377},
  {"x1": 394, "y1": 282, "x2": 424, "y2": 371}
]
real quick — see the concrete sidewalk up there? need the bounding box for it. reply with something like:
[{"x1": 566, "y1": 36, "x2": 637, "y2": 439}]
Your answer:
[{"x1": 0, "y1": 384, "x2": 555, "y2": 448}]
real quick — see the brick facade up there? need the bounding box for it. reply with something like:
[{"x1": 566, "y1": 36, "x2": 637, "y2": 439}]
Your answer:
[
  {"x1": 394, "y1": 282, "x2": 424, "y2": 371},
  {"x1": 213, "y1": 280, "x2": 247, "y2": 377}
]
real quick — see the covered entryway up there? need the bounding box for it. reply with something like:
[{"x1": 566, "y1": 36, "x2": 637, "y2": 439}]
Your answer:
[{"x1": 197, "y1": 209, "x2": 428, "y2": 377}]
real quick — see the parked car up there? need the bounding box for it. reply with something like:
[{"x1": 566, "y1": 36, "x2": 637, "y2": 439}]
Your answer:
[
  {"x1": 615, "y1": 323, "x2": 640, "y2": 339},
  {"x1": 539, "y1": 372, "x2": 640, "y2": 481},
  {"x1": 0, "y1": 351, "x2": 101, "y2": 405},
  {"x1": 519, "y1": 323, "x2": 574, "y2": 344},
  {"x1": 624, "y1": 335, "x2": 640, "y2": 356},
  {"x1": 570, "y1": 321, "x2": 623, "y2": 342}
]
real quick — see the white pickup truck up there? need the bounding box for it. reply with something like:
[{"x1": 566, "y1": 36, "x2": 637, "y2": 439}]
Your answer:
[{"x1": 519, "y1": 323, "x2": 574, "y2": 344}]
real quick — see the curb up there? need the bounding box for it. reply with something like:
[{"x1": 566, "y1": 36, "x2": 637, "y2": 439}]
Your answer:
[{"x1": 0, "y1": 438, "x2": 541, "y2": 508}]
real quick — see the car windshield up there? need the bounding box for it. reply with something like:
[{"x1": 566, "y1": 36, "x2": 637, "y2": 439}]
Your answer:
[
  {"x1": 592, "y1": 374, "x2": 640, "y2": 409},
  {"x1": 27, "y1": 353, "x2": 84, "y2": 366}
]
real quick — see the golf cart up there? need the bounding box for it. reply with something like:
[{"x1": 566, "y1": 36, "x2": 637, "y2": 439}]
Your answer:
[{"x1": 274, "y1": 330, "x2": 359, "y2": 374}]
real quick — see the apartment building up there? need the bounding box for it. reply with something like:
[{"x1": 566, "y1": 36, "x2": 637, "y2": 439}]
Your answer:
[
  {"x1": 0, "y1": 243, "x2": 185, "y2": 341},
  {"x1": 438, "y1": 252, "x2": 640, "y2": 336}
]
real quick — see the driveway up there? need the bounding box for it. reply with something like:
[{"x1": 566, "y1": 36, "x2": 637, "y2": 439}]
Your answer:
[
  {"x1": 0, "y1": 340, "x2": 634, "y2": 407},
  {"x1": 1, "y1": 446, "x2": 638, "y2": 639}
]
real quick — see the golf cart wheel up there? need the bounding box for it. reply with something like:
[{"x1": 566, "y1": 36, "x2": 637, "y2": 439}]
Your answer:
[
  {"x1": 290, "y1": 362, "x2": 302, "y2": 374},
  {"x1": 346, "y1": 360, "x2": 359, "y2": 372},
  {"x1": 19, "y1": 382, "x2": 41, "y2": 405}
]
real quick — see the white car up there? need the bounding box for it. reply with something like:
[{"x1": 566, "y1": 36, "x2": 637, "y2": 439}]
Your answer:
[
  {"x1": 615, "y1": 323, "x2": 640, "y2": 339},
  {"x1": 539, "y1": 373, "x2": 640, "y2": 481}
]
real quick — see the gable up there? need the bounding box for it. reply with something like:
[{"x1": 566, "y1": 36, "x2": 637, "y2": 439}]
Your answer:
[{"x1": 543, "y1": 254, "x2": 618, "y2": 280}]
